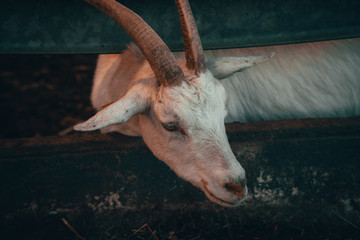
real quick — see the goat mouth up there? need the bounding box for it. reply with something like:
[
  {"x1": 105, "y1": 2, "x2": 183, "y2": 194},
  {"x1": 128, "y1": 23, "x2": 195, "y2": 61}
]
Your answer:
[{"x1": 201, "y1": 179, "x2": 240, "y2": 207}]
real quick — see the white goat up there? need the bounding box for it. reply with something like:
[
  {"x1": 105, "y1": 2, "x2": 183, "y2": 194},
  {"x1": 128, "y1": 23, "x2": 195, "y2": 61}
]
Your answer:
[{"x1": 75, "y1": 0, "x2": 360, "y2": 207}]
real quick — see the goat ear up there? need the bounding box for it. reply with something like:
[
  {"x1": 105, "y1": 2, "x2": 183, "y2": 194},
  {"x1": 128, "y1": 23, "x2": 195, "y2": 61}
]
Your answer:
[
  {"x1": 74, "y1": 88, "x2": 149, "y2": 132},
  {"x1": 206, "y1": 52, "x2": 275, "y2": 79}
]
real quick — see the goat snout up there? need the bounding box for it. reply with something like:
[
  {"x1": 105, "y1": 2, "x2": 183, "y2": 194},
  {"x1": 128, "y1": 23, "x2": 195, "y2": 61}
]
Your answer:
[{"x1": 200, "y1": 176, "x2": 247, "y2": 206}]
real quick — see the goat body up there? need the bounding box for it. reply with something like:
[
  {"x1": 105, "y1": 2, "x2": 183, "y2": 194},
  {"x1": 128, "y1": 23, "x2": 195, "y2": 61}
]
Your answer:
[
  {"x1": 93, "y1": 38, "x2": 360, "y2": 131},
  {"x1": 213, "y1": 38, "x2": 360, "y2": 122}
]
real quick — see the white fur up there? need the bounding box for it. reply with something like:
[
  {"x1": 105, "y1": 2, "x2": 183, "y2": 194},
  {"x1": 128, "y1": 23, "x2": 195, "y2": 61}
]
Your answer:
[{"x1": 203, "y1": 39, "x2": 360, "y2": 122}]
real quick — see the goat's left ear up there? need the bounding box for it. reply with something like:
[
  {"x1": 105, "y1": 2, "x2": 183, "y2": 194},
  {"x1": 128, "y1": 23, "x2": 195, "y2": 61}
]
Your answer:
[
  {"x1": 206, "y1": 52, "x2": 275, "y2": 79},
  {"x1": 74, "y1": 85, "x2": 150, "y2": 131}
]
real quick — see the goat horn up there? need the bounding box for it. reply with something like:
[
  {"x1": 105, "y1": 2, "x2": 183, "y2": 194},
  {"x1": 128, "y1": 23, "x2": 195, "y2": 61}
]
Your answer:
[
  {"x1": 84, "y1": 0, "x2": 185, "y2": 86},
  {"x1": 175, "y1": 0, "x2": 206, "y2": 74}
]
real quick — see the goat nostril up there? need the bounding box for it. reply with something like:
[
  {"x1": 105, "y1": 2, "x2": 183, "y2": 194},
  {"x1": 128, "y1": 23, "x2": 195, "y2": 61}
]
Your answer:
[{"x1": 225, "y1": 178, "x2": 247, "y2": 194}]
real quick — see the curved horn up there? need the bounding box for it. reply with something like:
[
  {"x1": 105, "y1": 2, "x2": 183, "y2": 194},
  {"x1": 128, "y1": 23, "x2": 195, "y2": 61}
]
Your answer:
[
  {"x1": 84, "y1": 0, "x2": 185, "y2": 86},
  {"x1": 175, "y1": 0, "x2": 206, "y2": 74}
]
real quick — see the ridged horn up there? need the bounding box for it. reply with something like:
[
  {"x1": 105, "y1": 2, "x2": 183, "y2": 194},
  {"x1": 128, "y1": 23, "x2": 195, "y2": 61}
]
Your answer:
[
  {"x1": 175, "y1": 0, "x2": 206, "y2": 74},
  {"x1": 84, "y1": 0, "x2": 185, "y2": 86}
]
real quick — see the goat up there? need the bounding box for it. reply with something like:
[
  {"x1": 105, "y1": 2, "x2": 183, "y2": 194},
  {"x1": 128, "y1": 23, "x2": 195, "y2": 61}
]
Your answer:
[{"x1": 75, "y1": 0, "x2": 360, "y2": 207}]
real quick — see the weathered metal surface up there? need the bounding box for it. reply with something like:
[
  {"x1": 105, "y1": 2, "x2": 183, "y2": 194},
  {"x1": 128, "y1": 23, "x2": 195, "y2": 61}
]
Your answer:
[
  {"x1": 1, "y1": 117, "x2": 360, "y2": 239},
  {"x1": 1, "y1": 0, "x2": 360, "y2": 53}
]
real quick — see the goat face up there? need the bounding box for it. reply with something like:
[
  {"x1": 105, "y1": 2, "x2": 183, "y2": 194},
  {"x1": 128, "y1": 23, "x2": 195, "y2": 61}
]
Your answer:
[
  {"x1": 75, "y1": 67, "x2": 247, "y2": 207},
  {"x1": 147, "y1": 70, "x2": 247, "y2": 206},
  {"x1": 76, "y1": 0, "x2": 249, "y2": 206}
]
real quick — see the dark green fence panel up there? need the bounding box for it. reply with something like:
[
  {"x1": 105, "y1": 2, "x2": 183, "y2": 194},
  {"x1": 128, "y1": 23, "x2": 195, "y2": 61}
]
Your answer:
[{"x1": 1, "y1": 0, "x2": 360, "y2": 53}]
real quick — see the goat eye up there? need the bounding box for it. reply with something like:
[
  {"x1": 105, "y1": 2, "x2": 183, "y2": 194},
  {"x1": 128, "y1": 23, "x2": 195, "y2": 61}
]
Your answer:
[{"x1": 162, "y1": 122, "x2": 179, "y2": 132}]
